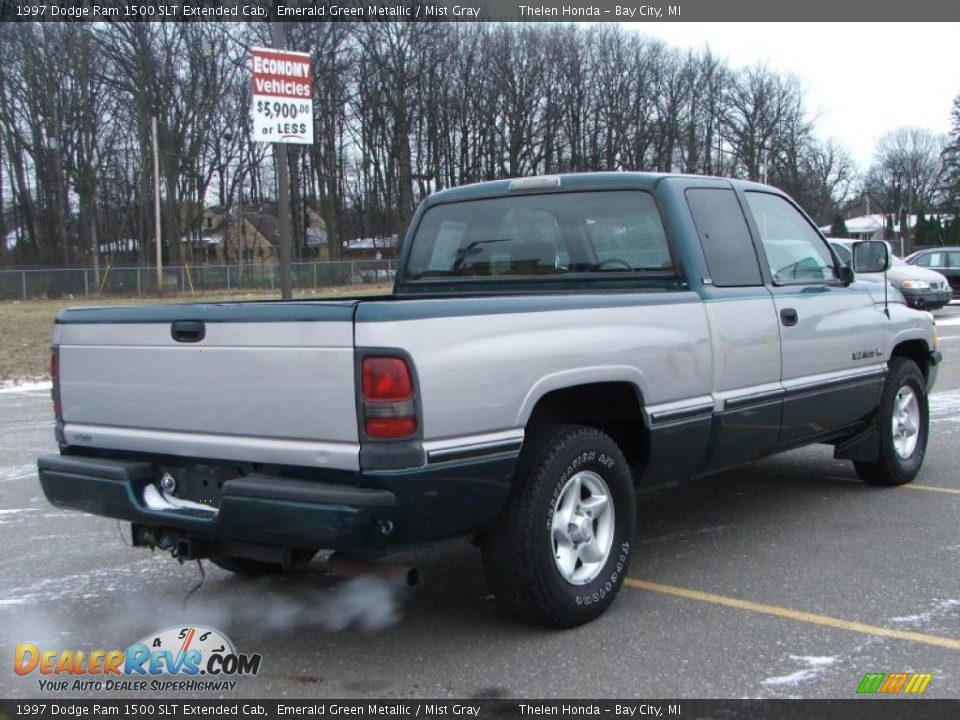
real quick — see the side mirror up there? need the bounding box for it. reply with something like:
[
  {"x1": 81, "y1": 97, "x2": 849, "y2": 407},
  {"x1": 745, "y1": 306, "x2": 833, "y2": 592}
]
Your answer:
[{"x1": 852, "y1": 240, "x2": 890, "y2": 274}]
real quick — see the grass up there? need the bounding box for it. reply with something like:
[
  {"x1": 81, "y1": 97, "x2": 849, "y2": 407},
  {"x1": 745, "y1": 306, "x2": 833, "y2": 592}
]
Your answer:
[{"x1": 0, "y1": 284, "x2": 391, "y2": 384}]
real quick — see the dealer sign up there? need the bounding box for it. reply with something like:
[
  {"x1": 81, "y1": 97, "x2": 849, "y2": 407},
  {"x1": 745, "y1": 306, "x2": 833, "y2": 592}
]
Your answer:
[{"x1": 250, "y1": 47, "x2": 313, "y2": 144}]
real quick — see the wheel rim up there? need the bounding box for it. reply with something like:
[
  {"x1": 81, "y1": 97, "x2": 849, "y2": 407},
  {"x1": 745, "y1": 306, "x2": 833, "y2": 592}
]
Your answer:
[
  {"x1": 551, "y1": 471, "x2": 615, "y2": 586},
  {"x1": 892, "y1": 385, "x2": 921, "y2": 459}
]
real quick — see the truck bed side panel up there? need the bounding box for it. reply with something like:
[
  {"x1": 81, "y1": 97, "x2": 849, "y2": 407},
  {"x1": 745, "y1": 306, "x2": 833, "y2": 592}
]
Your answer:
[{"x1": 355, "y1": 293, "x2": 712, "y2": 443}]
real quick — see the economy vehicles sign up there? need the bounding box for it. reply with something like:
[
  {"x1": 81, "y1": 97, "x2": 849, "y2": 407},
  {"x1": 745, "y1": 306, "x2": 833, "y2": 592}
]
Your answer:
[{"x1": 249, "y1": 47, "x2": 313, "y2": 144}]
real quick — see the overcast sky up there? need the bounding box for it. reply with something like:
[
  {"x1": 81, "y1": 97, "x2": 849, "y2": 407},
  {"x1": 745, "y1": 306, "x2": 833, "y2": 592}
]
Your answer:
[{"x1": 622, "y1": 22, "x2": 960, "y2": 171}]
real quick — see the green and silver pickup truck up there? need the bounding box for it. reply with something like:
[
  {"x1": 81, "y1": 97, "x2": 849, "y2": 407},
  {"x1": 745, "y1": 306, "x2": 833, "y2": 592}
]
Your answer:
[{"x1": 38, "y1": 172, "x2": 940, "y2": 627}]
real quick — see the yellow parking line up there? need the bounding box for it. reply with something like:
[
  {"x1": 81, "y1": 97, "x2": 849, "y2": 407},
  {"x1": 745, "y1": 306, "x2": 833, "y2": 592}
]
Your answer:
[
  {"x1": 828, "y1": 476, "x2": 960, "y2": 495},
  {"x1": 624, "y1": 579, "x2": 960, "y2": 651},
  {"x1": 905, "y1": 484, "x2": 960, "y2": 496}
]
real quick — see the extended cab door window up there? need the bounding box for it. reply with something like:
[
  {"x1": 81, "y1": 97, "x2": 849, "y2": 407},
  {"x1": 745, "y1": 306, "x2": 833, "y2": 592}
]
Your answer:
[
  {"x1": 744, "y1": 192, "x2": 835, "y2": 285},
  {"x1": 686, "y1": 188, "x2": 762, "y2": 286}
]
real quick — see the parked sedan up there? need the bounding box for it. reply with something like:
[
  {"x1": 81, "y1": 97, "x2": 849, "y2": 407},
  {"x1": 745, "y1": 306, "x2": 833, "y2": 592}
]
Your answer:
[
  {"x1": 831, "y1": 241, "x2": 952, "y2": 310},
  {"x1": 904, "y1": 248, "x2": 960, "y2": 298}
]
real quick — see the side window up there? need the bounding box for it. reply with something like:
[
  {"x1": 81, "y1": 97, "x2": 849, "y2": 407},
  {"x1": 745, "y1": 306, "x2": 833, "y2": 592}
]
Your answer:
[
  {"x1": 744, "y1": 192, "x2": 835, "y2": 284},
  {"x1": 831, "y1": 244, "x2": 852, "y2": 265},
  {"x1": 686, "y1": 188, "x2": 762, "y2": 287},
  {"x1": 948, "y1": 252, "x2": 960, "y2": 269},
  {"x1": 916, "y1": 252, "x2": 946, "y2": 268}
]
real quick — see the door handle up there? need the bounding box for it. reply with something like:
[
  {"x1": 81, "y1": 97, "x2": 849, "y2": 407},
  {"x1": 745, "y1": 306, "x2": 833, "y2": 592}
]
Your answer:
[
  {"x1": 171, "y1": 320, "x2": 205, "y2": 343},
  {"x1": 780, "y1": 308, "x2": 799, "y2": 327}
]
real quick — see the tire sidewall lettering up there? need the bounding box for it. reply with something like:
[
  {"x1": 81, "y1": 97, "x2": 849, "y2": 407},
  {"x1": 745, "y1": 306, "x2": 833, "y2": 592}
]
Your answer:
[{"x1": 570, "y1": 543, "x2": 631, "y2": 605}]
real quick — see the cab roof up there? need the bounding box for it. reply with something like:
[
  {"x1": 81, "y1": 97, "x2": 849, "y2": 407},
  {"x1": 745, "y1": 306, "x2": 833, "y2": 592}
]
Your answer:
[{"x1": 423, "y1": 171, "x2": 780, "y2": 206}]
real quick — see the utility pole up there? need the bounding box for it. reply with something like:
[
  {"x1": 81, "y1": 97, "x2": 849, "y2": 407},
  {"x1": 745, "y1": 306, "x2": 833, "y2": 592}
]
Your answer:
[
  {"x1": 152, "y1": 116, "x2": 163, "y2": 295},
  {"x1": 272, "y1": 21, "x2": 293, "y2": 300}
]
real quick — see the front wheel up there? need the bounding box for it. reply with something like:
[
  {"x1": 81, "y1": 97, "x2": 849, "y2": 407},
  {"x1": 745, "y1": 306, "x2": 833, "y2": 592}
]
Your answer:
[
  {"x1": 482, "y1": 425, "x2": 636, "y2": 628},
  {"x1": 854, "y1": 357, "x2": 929, "y2": 486}
]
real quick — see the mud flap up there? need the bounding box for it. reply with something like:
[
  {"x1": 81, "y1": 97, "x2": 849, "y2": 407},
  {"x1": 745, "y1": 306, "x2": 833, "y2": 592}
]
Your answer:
[{"x1": 833, "y1": 419, "x2": 880, "y2": 462}]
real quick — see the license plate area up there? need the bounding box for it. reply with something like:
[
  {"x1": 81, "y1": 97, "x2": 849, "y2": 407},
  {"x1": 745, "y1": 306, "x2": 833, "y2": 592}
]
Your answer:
[{"x1": 156, "y1": 463, "x2": 243, "y2": 511}]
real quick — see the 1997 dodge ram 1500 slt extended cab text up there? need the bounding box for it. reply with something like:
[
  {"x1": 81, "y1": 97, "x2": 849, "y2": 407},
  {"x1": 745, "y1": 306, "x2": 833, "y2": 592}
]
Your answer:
[{"x1": 38, "y1": 173, "x2": 941, "y2": 627}]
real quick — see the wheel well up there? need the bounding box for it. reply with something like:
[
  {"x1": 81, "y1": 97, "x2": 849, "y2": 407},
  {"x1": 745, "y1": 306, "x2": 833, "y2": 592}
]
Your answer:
[
  {"x1": 891, "y1": 340, "x2": 930, "y2": 380},
  {"x1": 526, "y1": 382, "x2": 647, "y2": 473}
]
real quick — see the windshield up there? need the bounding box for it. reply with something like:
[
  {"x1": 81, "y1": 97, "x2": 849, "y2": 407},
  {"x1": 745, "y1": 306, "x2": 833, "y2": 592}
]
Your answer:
[{"x1": 404, "y1": 191, "x2": 673, "y2": 281}]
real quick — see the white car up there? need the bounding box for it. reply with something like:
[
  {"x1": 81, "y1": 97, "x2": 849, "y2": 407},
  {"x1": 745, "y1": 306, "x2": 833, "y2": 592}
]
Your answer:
[{"x1": 830, "y1": 240, "x2": 951, "y2": 311}]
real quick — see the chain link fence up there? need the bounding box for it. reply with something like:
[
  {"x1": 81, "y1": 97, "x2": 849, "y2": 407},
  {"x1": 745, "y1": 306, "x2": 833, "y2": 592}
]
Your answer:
[{"x1": 0, "y1": 260, "x2": 398, "y2": 301}]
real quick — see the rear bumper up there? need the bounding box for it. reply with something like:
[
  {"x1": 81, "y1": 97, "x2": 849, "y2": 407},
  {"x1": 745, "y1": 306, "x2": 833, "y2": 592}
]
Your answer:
[
  {"x1": 37, "y1": 451, "x2": 517, "y2": 551},
  {"x1": 38, "y1": 455, "x2": 395, "y2": 551},
  {"x1": 899, "y1": 287, "x2": 952, "y2": 310}
]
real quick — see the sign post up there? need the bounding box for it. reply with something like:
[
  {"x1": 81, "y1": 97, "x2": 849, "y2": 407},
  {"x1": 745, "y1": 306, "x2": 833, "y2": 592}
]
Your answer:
[{"x1": 250, "y1": 41, "x2": 313, "y2": 299}]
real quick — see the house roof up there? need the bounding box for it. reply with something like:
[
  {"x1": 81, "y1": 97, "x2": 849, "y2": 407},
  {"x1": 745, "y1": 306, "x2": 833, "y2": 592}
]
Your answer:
[
  {"x1": 343, "y1": 235, "x2": 400, "y2": 250},
  {"x1": 820, "y1": 213, "x2": 955, "y2": 236}
]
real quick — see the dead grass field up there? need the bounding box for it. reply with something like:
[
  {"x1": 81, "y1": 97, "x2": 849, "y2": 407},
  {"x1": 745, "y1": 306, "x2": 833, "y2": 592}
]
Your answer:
[{"x1": 0, "y1": 285, "x2": 391, "y2": 384}]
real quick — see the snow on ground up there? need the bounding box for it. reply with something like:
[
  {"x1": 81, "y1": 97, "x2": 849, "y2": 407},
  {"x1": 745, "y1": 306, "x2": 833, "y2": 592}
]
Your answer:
[
  {"x1": 889, "y1": 599, "x2": 960, "y2": 626},
  {"x1": 762, "y1": 655, "x2": 838, "y2": 687},
  {"x1": 0, "y1": 380, "x2": 52, "y2": 393}
]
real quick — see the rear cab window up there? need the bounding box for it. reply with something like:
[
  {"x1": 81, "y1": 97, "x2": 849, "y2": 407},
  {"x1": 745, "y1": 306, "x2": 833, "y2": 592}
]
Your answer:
[{"x1": 403, "y1": 191, "x2": 674, "y2": 287}]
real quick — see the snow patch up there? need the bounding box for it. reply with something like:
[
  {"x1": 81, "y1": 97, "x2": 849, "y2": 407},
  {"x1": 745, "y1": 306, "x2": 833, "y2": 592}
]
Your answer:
[
  {"x1": 0, "y1": 380, "x2": 52, "y2": 394},
  {"x1": 0, "y1": 465, "x2": 37, "y2": 483},
  {"x1": 762, "y1": 655, "x2": 837, "y2": 688},
  {"x1": 890, "y1": 599, "x2": 960, "y2": 626},
  {"x1": 929, "y1": 390, "x2": 960, "y2": 424}
]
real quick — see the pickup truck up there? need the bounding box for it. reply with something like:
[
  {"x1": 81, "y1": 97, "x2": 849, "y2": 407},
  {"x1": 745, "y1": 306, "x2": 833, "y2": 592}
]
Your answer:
[{"x1": 38, "y1": 172, "x2": 941, "y2": 628}]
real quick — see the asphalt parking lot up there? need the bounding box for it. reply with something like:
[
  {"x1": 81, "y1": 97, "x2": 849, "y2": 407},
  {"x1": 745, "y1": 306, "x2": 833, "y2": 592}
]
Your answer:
[{"x1": 2, "y1": 307, "x2": 959, "y2": 700}]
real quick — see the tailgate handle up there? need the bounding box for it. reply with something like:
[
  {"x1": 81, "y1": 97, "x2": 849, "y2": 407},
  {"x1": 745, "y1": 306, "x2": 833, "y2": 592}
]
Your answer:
[{"x1": 171, "y1": 321, "x2": 205, "y2": 343}]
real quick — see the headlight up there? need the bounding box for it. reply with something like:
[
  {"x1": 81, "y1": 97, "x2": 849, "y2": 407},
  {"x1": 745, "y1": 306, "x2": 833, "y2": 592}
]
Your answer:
[{"x1": 900, "y1": 279, "x2": 930, "y2": 290}]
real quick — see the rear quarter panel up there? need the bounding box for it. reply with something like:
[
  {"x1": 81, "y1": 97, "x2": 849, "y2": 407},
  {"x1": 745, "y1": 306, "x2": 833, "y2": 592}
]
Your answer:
[{"x1": 355, "y1": 294, "x2": 712, "y2": 443}]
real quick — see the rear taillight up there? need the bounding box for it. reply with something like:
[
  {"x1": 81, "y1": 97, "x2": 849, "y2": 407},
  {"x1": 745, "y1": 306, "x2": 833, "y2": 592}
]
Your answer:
[
  {"x1": 361, "y1": 356, "x2": 417, "y2": 439},
  {"x1": 51, "y1": 347, "x2": 62, "y2": 421}
]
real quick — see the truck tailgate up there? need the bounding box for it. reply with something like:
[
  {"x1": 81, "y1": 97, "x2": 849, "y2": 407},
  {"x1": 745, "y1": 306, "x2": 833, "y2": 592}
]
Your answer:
[{"x1": 54, "y1": 301, "x2": 361, "y2": 470}]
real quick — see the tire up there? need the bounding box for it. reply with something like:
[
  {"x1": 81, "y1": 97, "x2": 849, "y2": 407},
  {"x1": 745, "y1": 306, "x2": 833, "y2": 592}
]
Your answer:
[
  {"x1": 854, "y1": 357, "x2": 928, "y2": 486},
  {"x1": 482, "y1": 424, "x2": 636, "y2": 628},
  {"x1": 210, "y1": 549, "x2": 316, "y2": 576}
]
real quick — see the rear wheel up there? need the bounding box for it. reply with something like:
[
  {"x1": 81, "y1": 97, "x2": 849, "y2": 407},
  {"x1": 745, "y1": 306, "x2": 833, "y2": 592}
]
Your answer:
[
  {"x1": 854, "y1": 357, "x2": 928, "y2": 486},
  {"x1": 482, "y1": 425, "x2": 636, "y2": 628}
]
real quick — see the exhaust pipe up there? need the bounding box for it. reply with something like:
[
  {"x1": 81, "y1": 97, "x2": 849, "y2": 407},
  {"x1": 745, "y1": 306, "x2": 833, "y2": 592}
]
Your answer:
[{"x1": 328, "y1": 551, "x2": 420, "y2": 587}]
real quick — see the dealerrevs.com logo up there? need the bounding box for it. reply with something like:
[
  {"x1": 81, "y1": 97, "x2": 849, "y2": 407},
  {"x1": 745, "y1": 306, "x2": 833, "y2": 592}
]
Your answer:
[
  {"x1": 14, "y1": 625, "x2": 261, "y2": 692},
  {"x1": 856, "y1": 672, "x2": 933, "y2": 695}
]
